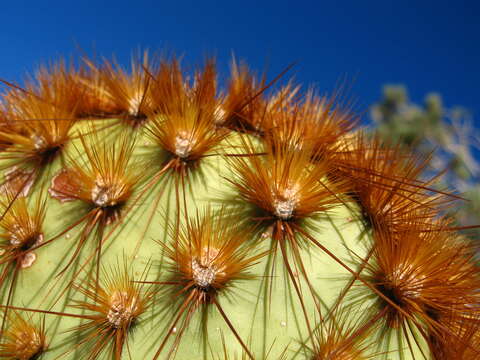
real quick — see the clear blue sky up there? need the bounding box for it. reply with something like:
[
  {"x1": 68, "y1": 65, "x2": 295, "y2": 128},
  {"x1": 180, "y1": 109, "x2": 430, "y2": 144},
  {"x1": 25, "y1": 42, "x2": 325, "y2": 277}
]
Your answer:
[{"x1": 1, "y1": 1, "x2": 479, "y2": 121}]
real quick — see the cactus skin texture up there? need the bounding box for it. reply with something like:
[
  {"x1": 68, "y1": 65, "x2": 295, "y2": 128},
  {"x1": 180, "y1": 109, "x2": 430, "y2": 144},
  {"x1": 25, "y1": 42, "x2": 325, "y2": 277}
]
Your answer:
[{"x1": 0, "y1": 53, "x2": 479, "y2": 360}]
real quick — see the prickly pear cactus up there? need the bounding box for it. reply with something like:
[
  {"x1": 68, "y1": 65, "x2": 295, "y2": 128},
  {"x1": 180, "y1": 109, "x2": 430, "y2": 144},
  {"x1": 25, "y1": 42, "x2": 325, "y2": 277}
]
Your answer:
[{"x1": 0, "y1": 53, "x2": 478, "y2": 360}]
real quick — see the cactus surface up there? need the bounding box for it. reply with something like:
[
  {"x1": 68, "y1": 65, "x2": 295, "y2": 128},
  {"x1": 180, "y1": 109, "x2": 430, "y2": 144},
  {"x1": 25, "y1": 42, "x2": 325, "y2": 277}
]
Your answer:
[{"x1": 0, "y1": 53, "x2": 478, "y2": 360}]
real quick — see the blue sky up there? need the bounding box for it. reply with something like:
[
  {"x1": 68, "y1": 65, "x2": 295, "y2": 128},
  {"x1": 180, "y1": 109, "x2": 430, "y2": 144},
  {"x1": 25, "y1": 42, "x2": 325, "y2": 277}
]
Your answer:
[{"x1": 1, "y1": 1, "x2": 479, "y2": 122}]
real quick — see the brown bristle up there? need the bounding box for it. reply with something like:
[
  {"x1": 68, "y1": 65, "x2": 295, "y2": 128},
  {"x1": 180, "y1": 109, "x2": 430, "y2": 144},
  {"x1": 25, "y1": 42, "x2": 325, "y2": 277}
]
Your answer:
[
  {"x1": 0, "y1": 111, "x2": 12, "y2": 151},
  {"x1": 214, "y1": 331, "x2": 289, "y2": 360},
  {"x1": 0, "y1": 195, "x2": 45, "y2": 269},
  {"x1": 75, "y1": 66, "x2": 123, "y2": 118},
  {"x1": 357, "y1": 220, "x2": 480, "y2": 354},
  {"x1": 263, "y1": 90, "x2": 357, "y2": 163},
  {"x1": 429, "y1": 314, "x2": 480, "y2": 360},
  {"x1": 335, "y1": 132, "x2": 457, "y2": 230},
  {"x1": 227, "y1": 136, "x2": 348, "y2": 227},
  {"x1": 0, "y1": 167, "x2": 36, "y2": 198},
  {"x1": 46, "y1": 129, "x2": 142, "y2": 280},
  {"x1": 147, "y1": 208, "x2": 265, "y2": 360},
  {"x1": 0, "y1": 88, "x2": 75, "y2": 168},
  {"x1": 146, "y1": 59, "x2": 227, "y2": 170},
  {"x1": 66, "y1": 264, "x2": 152, "y2": 360},
  {"x1": 307, "y1": 309, "x2": 377, "y2": 360},
  {"x1": 0, "y1": 312, "x2": 46, "y2": 360},
  {"x1": 223, "y1": 138, "x2": 351, "y2": 348},
  {"x1": 21, "y1": 59, "x2": 108, "y2": 118},
  {"x1": 49, "y1": 129, "x2": 140, "y2": 221},
  {"x1": 163, "y1": 208, "x2": 265, "y2": 300},
  {"x1": 220, "y1": 60, "x2": 299, "y2": 136},
  {"x1": 83, "y1": 51, "x2": 155, "y2": 126},
  {"x1": 219, "y1": 60, "x2": 268, "y2": 134}
]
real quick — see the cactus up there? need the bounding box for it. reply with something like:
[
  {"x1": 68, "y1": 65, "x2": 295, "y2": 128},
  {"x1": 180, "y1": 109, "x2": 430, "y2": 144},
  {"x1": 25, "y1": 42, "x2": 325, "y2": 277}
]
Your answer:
[{"x1": 0, "y1": 52, "x2": 478, "y2": 360}]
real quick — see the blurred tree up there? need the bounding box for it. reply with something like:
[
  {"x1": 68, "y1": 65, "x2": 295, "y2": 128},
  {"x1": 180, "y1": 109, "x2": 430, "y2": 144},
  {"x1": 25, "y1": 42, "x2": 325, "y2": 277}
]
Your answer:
[{"x1": 371, "y1": 85, "x2": 480, "y2": 236}]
